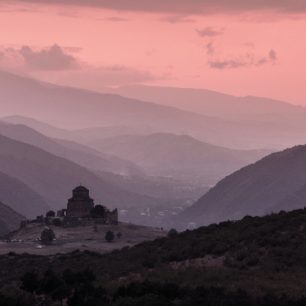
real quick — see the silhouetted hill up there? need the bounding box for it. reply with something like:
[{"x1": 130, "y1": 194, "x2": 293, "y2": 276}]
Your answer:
[
  {"x1": 90, "y1": 133, "x2": 271, "y2": 185},
  {"x1": 0, "y1": 171, "x2": 48, "y2": 218},
  {"x1": 0, "y1": 201, "x2": 24, "y2": 235},
  {"x1": 179, "y1": 145, "x2": 306, "y2": 228},
  {"x1": 114, "y1": 84, "x2": 306, "y2": 149},
  {"x1": 0, "y1": 122, "x2": 143, "y2": 176},
  {"x1": 3, "y1": 209, "x2": 306, "y2": 303},
  {"x1": 0, "y1": 70, "x2": 297, "y2": 149},
  {"x1": 115, "y1": 84, "x2": 306, "y2": 118},
  {"x1": 2, "y1": 115, "x2": 71, "y2": 139},
  {"x1": 0, "y1": 134, "x2": 159, "y2": 215}
]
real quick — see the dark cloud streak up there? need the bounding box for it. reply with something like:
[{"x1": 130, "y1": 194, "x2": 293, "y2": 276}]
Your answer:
[
  {"x1": 196, "y1": 27, "x2": 224, "y2": 37},
  {"x1": 16, "y1": 0, "x2": 306, "y2": 14},
  {"x1": 208, "y1": 49, "x2": 278, "y2": 70}
]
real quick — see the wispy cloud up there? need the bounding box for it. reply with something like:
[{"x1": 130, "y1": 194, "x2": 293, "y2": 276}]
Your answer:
[
  {"x1": 0, "y1": 44, "x2": 79, "y2": 71},
  {"x1": 20, "y1": 45, "x2": 78, "y2": 70},
  {"x1": 208, "y1": 49, "x2": 278, "y2": 69},
  {"x1": 160, "y1": 14, "x2": 195, "y2": 23},
  {"x1": 101, "y1": 16, "x2": 129, "y2": 22},
  {"x1": 196, "y1": 27, "x2": 224, "y2": 37}
]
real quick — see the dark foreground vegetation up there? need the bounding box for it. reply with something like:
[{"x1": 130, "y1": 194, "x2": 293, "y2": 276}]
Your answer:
[{"x1": 2, "y1": 208, "x2": 306, "y2": 305}]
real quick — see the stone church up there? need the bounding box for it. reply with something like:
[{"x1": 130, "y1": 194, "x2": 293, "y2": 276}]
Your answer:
[{"x1": 57, "y1": 185, "x2": 118, "y2": 224}]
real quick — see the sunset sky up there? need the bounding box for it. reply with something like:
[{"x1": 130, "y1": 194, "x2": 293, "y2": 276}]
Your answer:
[{"x1": 0, "y1": 0, "x2": 306, "y2": 105}]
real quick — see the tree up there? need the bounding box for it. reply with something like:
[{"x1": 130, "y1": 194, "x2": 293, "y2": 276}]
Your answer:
[
  {"x1": 21, "y1": 271, "x2": 40, "y2": 294},
  {"x1": 40, "y1": 228, "x2": 56, "y2": 244},
  {"x1": 52, "y1": 284, "x2": 70, "y2": 306},
  {"x1": 168, "y1": 228, "x2": 178, "y2": 238},
  {"x1": 53, "y1": 218, "x2": 62, "y2": 226},
  {"x1": 105, "y1": 231, "x2": 115, "y2": 243},
  {"x1": 46, "y1": 210, "x2": 55, "y2": 218}
]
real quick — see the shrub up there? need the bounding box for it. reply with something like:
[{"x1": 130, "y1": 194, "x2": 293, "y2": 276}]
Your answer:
[
  {"x1": 46, "y1": 210, "x2": 55, "y2": 218},
  {"x1": 52, "y1": 218, "x2": 62, "y2": 226},
  {"x1": 168, "y1": 229, "x2": 178, "y2": 238},
  {"x1": 105, "y1": 231, "x2": 115, "y2": 243},
  {"x1": 40, "y1": 228, "x2": 56, "y2": 244}
]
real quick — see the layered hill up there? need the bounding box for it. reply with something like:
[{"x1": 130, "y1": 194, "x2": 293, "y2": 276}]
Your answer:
[
  {"x1": 3, "y1": 209, "x2": 306, "y2": 303},
  {"x1": 0, "y1": 171, "x2": 48, "y2": 218},
  {"x1": 0, "y1": 122, "x2": 142, "y2": 176},
  {"x1": 0, "y1": 134, "x2": 159, "y2": 216},
  {"x1": 90, "y1": 133, "x2": 271, "y2": 185},
  {"x1": 114, "y1": 84, "x2": 306, "y2": 149},
  {"x1": 179, "y1": 145, "x2": 306, "y2": 228},
  {"x1": 115, "y1": 84, "x2": 306, "y2": 119},
  {"x1": 0, "y1": 202, "x2": 24, "y2": 235},
  {"x1": 2, "y1": 70, "x2": 305, "y2": 149}
]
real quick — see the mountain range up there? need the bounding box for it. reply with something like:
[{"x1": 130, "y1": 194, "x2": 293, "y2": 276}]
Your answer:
[
  {"x1": 179, "y1": 145, "x2": 306, "y2": 228},
  {"x1": 0, "y1": 201, "x2": 24, "y2": 236},
  {"x1": 0, "y1": 121, "x2": 142, "y2": 176},
  {"x1": 3, "y1": 70, "x2": 306, "y2": 149},
  {"x1": 0, "y1": 134, "x2": 160, "y2": 217},
  {"x1": 89, "y1": 133, "x2": 271, "y2": 185}
]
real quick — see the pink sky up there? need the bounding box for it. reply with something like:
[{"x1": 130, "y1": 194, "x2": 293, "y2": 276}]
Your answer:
[{"x1": 0, "y1": 1, "x2": 306, "y2": 105}]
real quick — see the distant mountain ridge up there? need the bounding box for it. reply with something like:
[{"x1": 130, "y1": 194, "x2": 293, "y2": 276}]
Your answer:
[
  {"x1": 90, "y1": 133, "x2": 271, "y2": 185},
  {"x1": 179, "y1": 145, "x2": 306, "y2": 228},
  {"x1": 0, "y1": 202, "x2": 24, "y2": 235},
  {"x1": 0, "y1": 171, "x2": 48, "y2": 218},
  {"x1": 0, "y1": 134, "x2": 160, "y2": 216},
  {"x1": 114, "y1": 84, "x2": 306, "y2": 118},
  {"x1": 2, "y1": 70, "x2": 306, "y2": 149},
  {"x1": 0, "y1": 121, "x2": 143, "y2": 176}
]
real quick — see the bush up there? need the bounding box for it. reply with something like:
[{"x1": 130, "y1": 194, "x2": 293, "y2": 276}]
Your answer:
[
  {"x1": 168, "y1": 229, "x2": 178, "y2": 238},
  {"x1": 105, "y1": 231, "x2": 115, "y2": 243},
  {"x1": 52, "y1": 218, "x2": 62, "y2": 226},
  {"x1": 46, "y1": 210, "x2": 55, "y2": 218},
  {"x1": 40, "y1": 228, "x2": 56, "y2": 244}
]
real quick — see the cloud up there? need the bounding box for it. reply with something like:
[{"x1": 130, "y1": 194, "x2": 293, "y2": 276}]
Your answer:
[
  {"x1": 196, "y1": 27, "x2": 224, "y2": 37},
  {"x1": 208, "y1": 49, "x2": 277, "y2": 69},
  {"x1": 39, "y1": 64, "x2": 169, "y2": 90},
  {"x1": 160, "y1": 14, "x2": 195, "y2": 23},
  {"x1": 101, "y1": 17, "x2": 129, "y2": 22},
  {"x1": 205, "y1": 41, "x2": 216, "y2": 55},
  {"x1": 19, "y1": 44, "x2": 78, "y2": 70},
  {"x1": 15, "y1": 0, "x2": 306, "y2": 15},
  {"x1": 0, "y1": 43, "x2": 166, "y2": 86},
  {"x1": 0, "y1": 44, "x2": 79, "y2": 71}
]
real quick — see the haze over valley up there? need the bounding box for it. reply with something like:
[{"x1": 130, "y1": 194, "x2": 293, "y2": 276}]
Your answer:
[{"x1": 1, "y1": 69, "x2": 306, "y2": 229}]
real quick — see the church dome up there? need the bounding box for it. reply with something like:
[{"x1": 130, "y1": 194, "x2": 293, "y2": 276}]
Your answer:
[{"x1": 73, "y1": 185, "x2": 89, "y2": 192}]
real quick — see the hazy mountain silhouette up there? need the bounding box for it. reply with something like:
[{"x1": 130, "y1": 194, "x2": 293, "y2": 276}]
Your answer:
[
  {"x1": 0, "y1": 134, "x2": 159, "y2": 214},
  {"x1": 115, "y1": 84, "x2": 306, "y2": 118},
  {"x1": 2, "y1": 115, "x2": 71, "y2": 139},
  {"x1": 90, "y1": 133, "x2": 271, "y2": 185},
  {"x1": 114, "y1": 85, "x2": 306, "y2": 149},
  {"x1": 179, "y1": 145, "x2": 306, "y2": 228},
  {"x1": 0, "y1": 171, "x2": 48, "y2": 218},
  {"x1": 0, "y1": 70, "x2": 295, "y2": 150},
  {"x1": 0, "y1": 122, "x2": 143, "y2": 176},
  {"x1": 0, "y1": 201, "x2": 25, "y2": 235},
  {"x1": 0, "y1": 121, "x2": 208, "y2": 211},
  {"x1": 2, "y1": 116, "x2": 157, "y2": 144}
]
